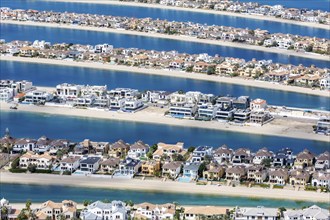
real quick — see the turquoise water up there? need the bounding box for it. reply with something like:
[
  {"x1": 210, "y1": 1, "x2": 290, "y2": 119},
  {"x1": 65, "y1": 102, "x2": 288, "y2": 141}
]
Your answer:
[
  {"x1": 0, "y1": 111, "x2": 328, "y2": 154},
  {"x1": 0, "y1": 183, "x2": 327, "y2": 208},
  {"x1": 1, "y1": 0, "x2": 329, "y2": 38},
  {"x1": 1, "y1": 60, "x2": 329, "y2": 110},
  {"x1": 1, "y1": 24, "x2": 329, "y2": 69}
]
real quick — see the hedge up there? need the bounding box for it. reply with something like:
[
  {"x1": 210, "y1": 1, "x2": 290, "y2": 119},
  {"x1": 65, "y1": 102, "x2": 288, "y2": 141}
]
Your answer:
[{"x1": 9, "y1": 168, "x2": 27, "y2": 173}]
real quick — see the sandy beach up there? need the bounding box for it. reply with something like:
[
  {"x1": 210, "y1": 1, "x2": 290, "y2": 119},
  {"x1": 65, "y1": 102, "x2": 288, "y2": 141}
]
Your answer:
[
  {"x1": 2, "y1": 20, "x2": 329, "y2": 62},
  {"x1": 45, "y1": 0, "x2": 330, "y2": 30},
  {"x1": 0, "y1": 102, "x2": 328, "y2": 142},
  {"x1": 1, "y1": 172, "x2": 329, "y2": 203},
  {"x1": 1, "y1": 56, "x2": 329, "y2": 98}
]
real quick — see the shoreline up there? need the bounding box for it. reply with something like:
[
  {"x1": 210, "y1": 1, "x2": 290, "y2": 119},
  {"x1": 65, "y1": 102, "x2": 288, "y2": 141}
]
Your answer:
[
  {"x1": 0, "y1": 102, "x2": 329, "y2": 142},
  {"x1": 1, "y1": 56, "x2": 329, "y2": 98},
  {"x1": 1, "y1": 20, "x2": 329, "y2": 62},
  {"x1": 44, "y1": 0, "x2": 330, "y2": 30},
  {"x1": 1, "y1": 172, "x2": 329, "y2": 203}
]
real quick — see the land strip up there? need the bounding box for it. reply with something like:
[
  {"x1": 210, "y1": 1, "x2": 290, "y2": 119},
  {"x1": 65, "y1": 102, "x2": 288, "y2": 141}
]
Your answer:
[
  {"x1": 45, "y1": 0, "x2": 330, "y2": 30},
  {"x1": 1, "y1": 172, "x2": 329, "y2": 203},
  {"x1": 1, "y1": 20, "x2": 329, "y2": 62},
  {"x1": 0, "y1": 102, "x2": 328, "y2": 142},
  {"x1": 1, "y1": 56, "x2": 329, "y2": 98}
]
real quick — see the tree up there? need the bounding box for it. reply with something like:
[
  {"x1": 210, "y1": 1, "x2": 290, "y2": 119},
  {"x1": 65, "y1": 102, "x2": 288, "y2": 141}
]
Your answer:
[
  {"x1": 146, "y1": 152, "x2": 153, "y2": 159},
  {"x1": 124, "y1": 200, "x2": 134, "y2": 207},
  {"x1": 248, "y1": 29, "x2": 255, "y2": 36},
  {"x1": 25, "y1": 200, "x2": 32, "y2": 211},
  {"x1": 11, "y1": 157, "x2": 20, "y2": 169},
  {"x1": 187, "y1": 147, "x2": 195, "y2": 153},
  {"x1": 198, "y1": 163, "x2": 206, "y2": 178},
  {"x1": 58, "y1": 214, "x2": 66, "y2": 220},
  {"x1": 203, "y1": 155, "x2": 212, "y2": 165},
  {"x1": 185, "y1": 66, "x2": 193, "y2": 72},
  {"x1": 261, "y1": 158, "x2": 272, "y2": 168},
  {"x1": 17, "y1": 210, "x2": 28, "y2": 220},
  {"x1": 305, "y1": 45, "x2": 313, "y2": 52},
  {"x1": 56, "y1": 149, "x2": 64, "y2": 159},
  {"x1": 172, "y1": 154, "x2": 184, "y2": 161},
  {"x1": 207, "y1": 66, "x2": 215, "y2": 75},
  {"x1": 83, "y1": 200, "x2": 91, "y2": 207},
  {"x1": 278, "y1": 207, "x2": 287, "y2": 217},
  {"x1": 1, "y1": 206, "x2": 8, "y2": 218},
  {"x1": 27, "y1": 164, "x2": 37, "y2": 173}
]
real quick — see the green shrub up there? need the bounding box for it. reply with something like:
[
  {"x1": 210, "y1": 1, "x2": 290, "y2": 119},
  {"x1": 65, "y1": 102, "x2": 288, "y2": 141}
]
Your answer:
[
  {"x1": 305, "y1": 185, "x2": 317, "y2": 191},
  {"x1": 259, "y1": 183, "x2": 270, "y2": 188},
  {"x1": 34, "y1": 169, "x2": 52, "y2": 174},
  {"x1": 9, "y1": 168, "x2": 27, "y2": 173}
]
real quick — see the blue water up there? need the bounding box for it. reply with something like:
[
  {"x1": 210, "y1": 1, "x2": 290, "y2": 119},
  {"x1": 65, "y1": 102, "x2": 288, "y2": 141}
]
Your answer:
[
  {"x1": 0, "y1": 111, "x2": 328, "y2": 154},
  {"x1": 1, "y1": 24, "x2": 329, "y2": 69},
  {"x1": 1, "y1": 60, "x2": 329, "y2": 110},
  {"x1": 238, "y1": 0, "x2": 330, "y2": 11},
  {"x1": 0, "y1": 183, "x2": 327, "y2": 208},
  {"x1": 0, "y1": 0, "x2": 329, "y2": 39}
]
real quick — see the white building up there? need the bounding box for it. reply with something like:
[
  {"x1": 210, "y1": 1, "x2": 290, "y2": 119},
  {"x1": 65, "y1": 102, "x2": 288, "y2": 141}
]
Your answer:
[
  {"x1": 142, "y1": 90, "x2": 170, "y2": 105},
  {"x1": 191, "y1": 146, "x2": 213, "y2": 163},
  {"x1": 312, "y1": 171, "x2": 330, "y2": 189},
  {"x1": 94, "y1": 95, "x2": 110, "y2": 108},
  {"x1": 320, "y1": 76, "x2": 330, "y2": 90},
  {"x1": 81, "y1": 85, "x2": 107, "y2": 97},
  {"x1": 283, "y1": 205, "x2": 329, "y2": 220},
  {"x1": 213, "y1": 145, "x2": 233, "y2": 164},
  {"x1": 12, "y1": 138, "x2": 37, "y2": 152},
  {"x1": 169, "y1": 103, "x2": 198, "y2": 118},
  {"x1": 81, "y1": 200, "x2": 128, "y2": 220},
  {"x1": 35, "y1": 200, "x2": 77, "y2": 220},
  {"x1": 252, "y1": 148, "x2": 273, "y2": 165},
  {"x1": 108, "y1": 88, "x2": 139, "y2": 98},
  {"x1": 73, "y1": 95, "x2": 96, "y2": 107},
  {"x1": 0, "y1": 88, "x2": 14, "y2": 102},
  {"x1": 60, "y1": 156, "x2": 81, "y2": 172},
  {"x1": 109, "y1": 97, "x2": 126, "y2": 110},
  {"x1": 127, "y1": 141, "x2": 149, "y2": 159},
  {"x1": 19, "y1": 151, "x2": 54, "y2": 170},
  {"x1": 94, "y1": 44, "x2": 113, "y2": 53},
  {"x1": 56, "y1": 83, "x2": 82, "y2": 99},
  {"x1": 250, "y1": 99, "x2": 267, "y2": 111},
  {"x1": 197, "y1": 103, "x2": 217, "y2": 119},
  {"x1": 0, "y1": 80, "x2": 33, "y2": 95},
  {"x1": 24, "y1": 90, "x2": 53, "y2": 104},
  {"x1": 133, "y1": 202, "x2": 175, "y2": 220},
  {"x1": 78, "y1": 156, "x2": 101, "y2": 173},
  {"x1": 124, "y1": 98, "x2": 143, "y2": 111},
  {"x1": 162, "y1": 161, "x2": 182, "y2": 179},
  {"x1": 234, "y1": 206, "x2": 278, "y2": 220}
]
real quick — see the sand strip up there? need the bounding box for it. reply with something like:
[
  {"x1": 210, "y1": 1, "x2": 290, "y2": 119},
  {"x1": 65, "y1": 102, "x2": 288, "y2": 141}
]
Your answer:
[
  {"x1": 44, "y1": 0, "x2": 330, "y2": 30},
  {"x1": 1, "y1": 56, "x2": 329, "y2": 98},
  {"x1": 1, "y1": 172, "x2": 329, "y2": 203},
  {"x1": 1, "y1": 20, "x2": 329, "y2": 62},
  {"x1": 0, "y1": 102, "x2": 328, "y2": 142}
]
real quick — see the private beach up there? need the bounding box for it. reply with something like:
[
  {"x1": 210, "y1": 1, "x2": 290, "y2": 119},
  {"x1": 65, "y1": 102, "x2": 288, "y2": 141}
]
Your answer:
[
  {"x1": 0, "y1": 102, "x2": 328, "y2": 142},
  {"x1": 1, "y1": 172, "x2": 329, "y2": 203},
  {"x1": 1, "y1": 20, "x2": 329, "y2": 62},
  {"x1": 1, "y1": 56, "x2": 329, "y2": 98},
  {"x1": 45, "y1": 0, "x2": 330, "y2": 30}
]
